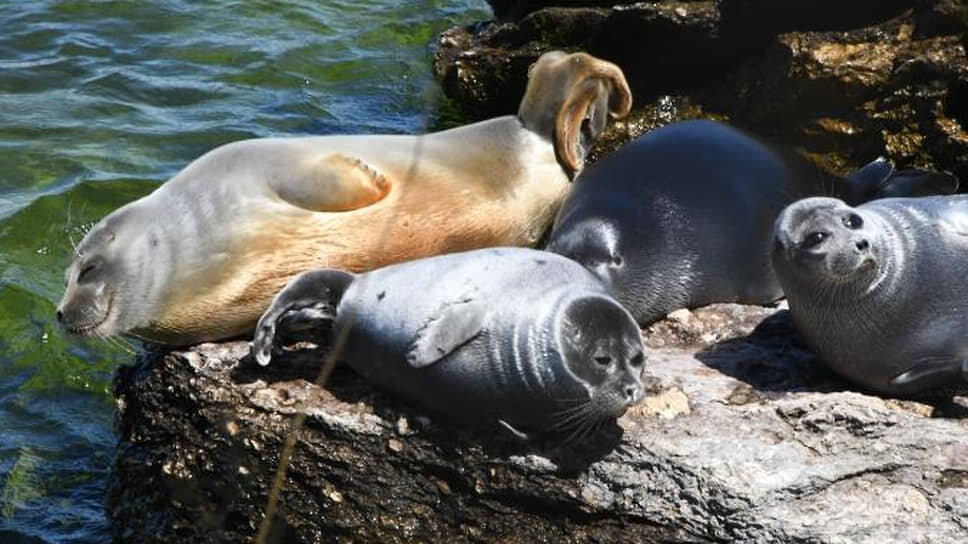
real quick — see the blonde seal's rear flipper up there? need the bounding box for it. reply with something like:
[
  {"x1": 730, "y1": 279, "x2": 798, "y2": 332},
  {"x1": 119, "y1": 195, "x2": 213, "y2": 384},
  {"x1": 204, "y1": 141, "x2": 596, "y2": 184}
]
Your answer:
[
  {"x1": 251, "y1": 268, "x2": 355, "y2": 366},
  {"x1": 518, "y1": 51, "x2": 631, "y2": 176}
]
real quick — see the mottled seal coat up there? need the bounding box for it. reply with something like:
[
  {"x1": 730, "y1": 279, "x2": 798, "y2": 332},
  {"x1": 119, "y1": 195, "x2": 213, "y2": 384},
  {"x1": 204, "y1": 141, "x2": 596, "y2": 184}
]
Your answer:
[
  {"x1": 547, "y1": 120, "x2": 957, "y2": 326},
  {"x1": 773, "y1": 195, "x2": 968, "y2": 396},
  {"x1": 56, "y1": 51, "x2": 632, "y2": 345},
  {"x1": 252, "y1": 248, "x2": 646, "y2": 438}
]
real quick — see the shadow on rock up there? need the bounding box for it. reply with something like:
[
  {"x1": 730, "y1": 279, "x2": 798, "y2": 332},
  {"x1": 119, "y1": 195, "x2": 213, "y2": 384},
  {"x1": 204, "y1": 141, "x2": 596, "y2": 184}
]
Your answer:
[
  {"x1": 695, "y1": 309, "x2": 849, "y2": 394},
  {"x1": 696, "y1": 310, "x2": 968, "y2": 413},
  {"x1": 230, "y1": 337, "x2": 625, "y2": 470},
  {"x1": 405, "y1": 415, "x2": 625, "y2": 476}
]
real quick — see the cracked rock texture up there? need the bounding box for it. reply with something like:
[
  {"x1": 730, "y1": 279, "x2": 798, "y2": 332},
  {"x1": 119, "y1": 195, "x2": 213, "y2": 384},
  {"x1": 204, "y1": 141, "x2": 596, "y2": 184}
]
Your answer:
[
  {"x1": 108, "y1": 305, "x2": 968, "y2": 542},
  {"x1": 434, "y1": 0, "x2": 968, "y2": 177}
]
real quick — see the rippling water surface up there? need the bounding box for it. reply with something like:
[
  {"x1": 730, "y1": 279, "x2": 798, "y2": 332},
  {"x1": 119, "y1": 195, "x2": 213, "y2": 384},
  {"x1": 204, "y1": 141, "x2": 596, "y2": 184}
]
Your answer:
[{"x1": 0, "y1": 1, "x2": 489, "y2": 541}]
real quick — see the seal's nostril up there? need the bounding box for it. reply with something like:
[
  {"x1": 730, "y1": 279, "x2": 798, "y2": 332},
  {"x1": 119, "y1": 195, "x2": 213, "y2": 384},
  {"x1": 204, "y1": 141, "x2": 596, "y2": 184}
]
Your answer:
[
  {"x1": 624, "y1": 385, "x2": 637, "y2": 401},
  {"x1": 856, "y1": 240, "x2": 869, "y2": 251},
  {"x1": 55, "y1": 310, "x2": 64, "y2": 323}
]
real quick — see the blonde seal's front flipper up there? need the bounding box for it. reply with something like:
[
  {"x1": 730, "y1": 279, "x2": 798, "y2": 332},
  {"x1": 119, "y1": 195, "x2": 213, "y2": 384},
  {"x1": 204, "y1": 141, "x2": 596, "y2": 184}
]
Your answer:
[{"x1": 271, "y1": 152, "x2": 391, "y2": 212}]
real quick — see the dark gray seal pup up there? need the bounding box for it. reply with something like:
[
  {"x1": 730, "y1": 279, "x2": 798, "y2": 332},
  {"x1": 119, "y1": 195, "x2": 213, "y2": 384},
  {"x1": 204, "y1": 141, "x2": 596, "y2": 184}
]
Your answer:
[
  {"x1": 773, "y1": 195, "x2": 968, "y2": 396},
  {"x1": 547, "y1": 119, "x2": 958, "y2": 326},
  {"x1": 252, "y1": 248, "x2": 646, "y2": 440}
]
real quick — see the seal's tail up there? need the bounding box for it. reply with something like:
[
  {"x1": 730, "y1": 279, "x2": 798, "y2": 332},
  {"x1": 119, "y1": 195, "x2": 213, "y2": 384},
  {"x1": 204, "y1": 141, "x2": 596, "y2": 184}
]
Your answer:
[
  {"x1": 251, "y1": 268, "x2": 355, "y2": 366},
  {"x1": 847, "y1": 157, "x2": 959, "y2": 202}
]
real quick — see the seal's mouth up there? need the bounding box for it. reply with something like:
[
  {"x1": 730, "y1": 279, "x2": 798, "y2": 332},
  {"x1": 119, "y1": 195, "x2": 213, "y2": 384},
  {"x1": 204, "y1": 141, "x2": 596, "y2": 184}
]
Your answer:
[
  {"x1": 62, "y1": 298, "x2": 112, "y2": 336},
  {"x1": 64, "y1": 314, "x2": 107, "y2": 335},
  {"x1": 820, "y1": 256, "x2": 876, "y2": 284}
]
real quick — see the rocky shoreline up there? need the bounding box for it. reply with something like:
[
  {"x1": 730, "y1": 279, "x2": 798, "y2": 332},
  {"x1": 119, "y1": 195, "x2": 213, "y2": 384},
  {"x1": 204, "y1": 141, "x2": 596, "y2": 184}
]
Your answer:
[
  {"x1": 108, "y1": 2, "x2": 968, "y2": 542},
  {"x1": 109, "y1": 305, "x2": 968, "y2": 542},
  {"x1": 435, "y1": 0, "x2": 968, "y2": 176}
]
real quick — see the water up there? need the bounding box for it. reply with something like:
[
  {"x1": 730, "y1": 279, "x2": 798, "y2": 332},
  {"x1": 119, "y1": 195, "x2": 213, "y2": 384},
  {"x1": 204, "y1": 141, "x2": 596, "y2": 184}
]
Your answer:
[{"x1": 0, "y1": 1, "x2": 490, "y2": 541}]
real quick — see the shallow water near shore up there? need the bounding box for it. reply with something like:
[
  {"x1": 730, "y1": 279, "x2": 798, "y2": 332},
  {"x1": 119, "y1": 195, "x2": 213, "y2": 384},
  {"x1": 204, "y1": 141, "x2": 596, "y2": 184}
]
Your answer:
[{"x1": 0, "y1": 1, "x2": 489, "y2": 541}]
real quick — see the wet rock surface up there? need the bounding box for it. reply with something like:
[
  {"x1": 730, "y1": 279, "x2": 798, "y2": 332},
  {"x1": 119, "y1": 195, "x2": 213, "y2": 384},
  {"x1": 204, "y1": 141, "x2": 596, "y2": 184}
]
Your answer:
[
  {"x1": 108, "y1": 305, "x2": 968, "y2": 543},
  {"x1": 435, "y1": 0, "x2": 968, "y2": 177}
]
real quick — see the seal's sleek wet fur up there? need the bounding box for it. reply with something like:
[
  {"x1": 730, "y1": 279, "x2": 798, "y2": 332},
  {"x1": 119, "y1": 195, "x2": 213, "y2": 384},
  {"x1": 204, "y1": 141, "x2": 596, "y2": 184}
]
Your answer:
[
  {"x1": 773, "y1": 195, "x2": 968, "y2": 396},
  {"x1": 548, "y1": 120, "x2": 957, "y2": 326}
]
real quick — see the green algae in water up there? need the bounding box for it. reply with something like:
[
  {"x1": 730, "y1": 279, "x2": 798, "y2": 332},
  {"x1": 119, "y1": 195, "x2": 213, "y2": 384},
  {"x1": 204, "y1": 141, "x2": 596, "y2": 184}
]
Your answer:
[
  {"x1": 1, "y1": 448, "x2": 43, "y2": 519},
  {"x1": 0, "y1": 0, "x2": 491, "y2": 540}
]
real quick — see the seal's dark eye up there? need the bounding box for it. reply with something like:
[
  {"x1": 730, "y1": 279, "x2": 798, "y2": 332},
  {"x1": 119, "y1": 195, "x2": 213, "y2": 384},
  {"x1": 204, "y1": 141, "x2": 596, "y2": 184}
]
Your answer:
[
  {"x1": 594, "y1": 355, "x2": 612, "y2": 366},
  {"x1": 629, "y1": 353, "x2": 644, "y2": 368},
  {"x1": 843, "y1": 213, "x2": 863, "y2": 229},
  {"x1": 801, "y1": 231, "x2": 828, "y2": 249}
]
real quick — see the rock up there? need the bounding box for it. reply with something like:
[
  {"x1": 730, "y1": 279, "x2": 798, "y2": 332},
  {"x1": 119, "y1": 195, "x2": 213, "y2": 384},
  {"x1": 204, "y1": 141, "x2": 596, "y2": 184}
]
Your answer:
[
  {"x1": 487, "y1": 0, "x2": 625, "y2": 21},
  {"x1": 108, "y1": 305, "x2": 968, "y2": 542},
  {"x1": 718, "y1": 0, "x2": 916, "y2": 33},
  {"x1": 434, "y1": 0, "x2": 968, "y2": 179},
  {"x1": 435, "y1": 2, "x2": 760, "y2": 118}
]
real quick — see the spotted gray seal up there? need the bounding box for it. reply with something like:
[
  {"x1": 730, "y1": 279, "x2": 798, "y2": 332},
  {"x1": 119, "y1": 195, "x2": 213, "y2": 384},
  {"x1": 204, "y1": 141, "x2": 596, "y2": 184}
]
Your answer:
[
  {"x1": 56, "y1": 51, "x2": 632, "y2": 345},
  {"x1": 547, "y1": 119, "x2": 957, "y2": 326},
  {"x1": 772, "y1": 195, "x2": 968, "y2": 395},
  {"x1": 252, "y1": 247, "x2": 646, "y2": 439}
]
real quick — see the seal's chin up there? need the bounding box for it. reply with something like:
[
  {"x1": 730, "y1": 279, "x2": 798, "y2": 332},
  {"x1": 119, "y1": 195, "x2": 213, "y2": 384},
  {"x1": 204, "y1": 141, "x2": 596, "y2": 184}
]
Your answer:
[
  {"x1": 824, "y1": 256, "x2": 877, "y2": 282},
  {"x1": 64, "y1": 315, "x2": 107, "y2": 336},
  {"x1": 593, "y1": 383, "x2": 643, "y2": 419},
  {"x1": 62, "y1": 296, "x2": 113, "y2": 337}
]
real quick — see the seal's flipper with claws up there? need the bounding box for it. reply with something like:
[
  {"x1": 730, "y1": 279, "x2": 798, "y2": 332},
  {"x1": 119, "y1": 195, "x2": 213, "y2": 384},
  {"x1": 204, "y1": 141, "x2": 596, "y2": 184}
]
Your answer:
[{"x1": 252, "y1": 268, "x2": 355, "y2": 366}]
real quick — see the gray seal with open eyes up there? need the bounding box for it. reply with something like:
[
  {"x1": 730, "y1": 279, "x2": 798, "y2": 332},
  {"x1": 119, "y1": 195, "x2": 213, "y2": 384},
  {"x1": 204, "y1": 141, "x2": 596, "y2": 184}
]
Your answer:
[
  {"x1": 772, "y1": 195, "x2": 968, "y2": 396},
  {"x1": 546, "y1": 119, "x2": 958, "y2": 326},
  {"x1": 251, "y1": 247, "x2": 647, "y2": 439}
]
